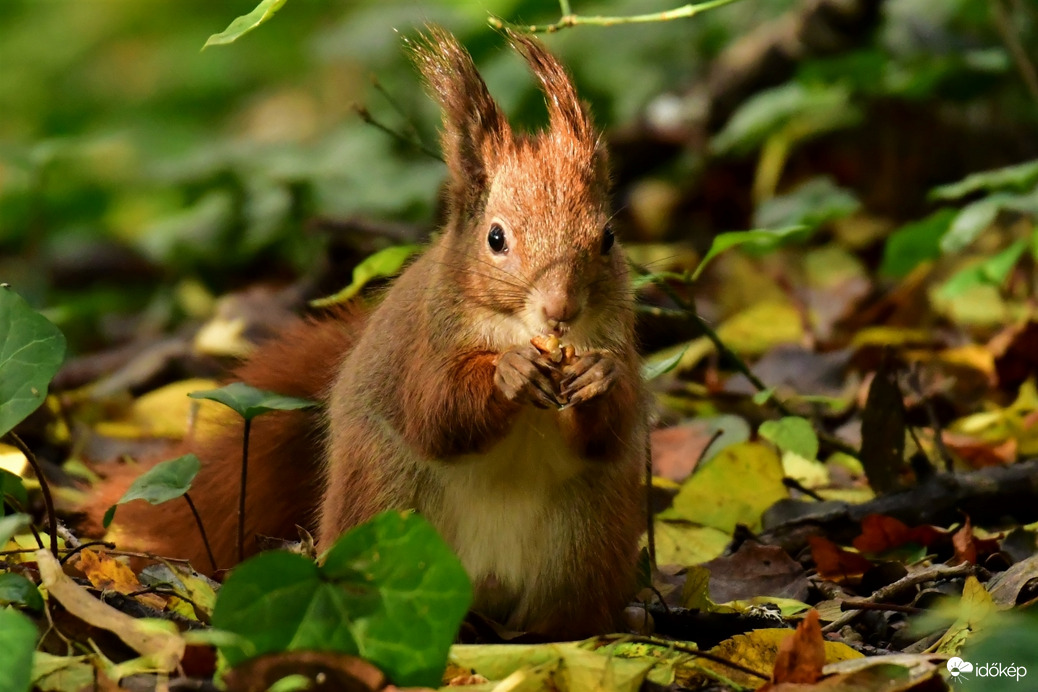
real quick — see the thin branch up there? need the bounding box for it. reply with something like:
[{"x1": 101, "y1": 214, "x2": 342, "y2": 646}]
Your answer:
[
  {"x1": 6, "y1": 432, "x2": 59, "y2": 557},
  {"x1": 490, "y1": 0, "x2": 743, "y2": 34},
  {"x1": 598, "y1": 633, "x2": 770, "y2": 681},
  {"x1": 991, "y1": 0, "x2": 1038, "y2": 106},
  {"x1": 353, "y1": 104, "x2": 443, "y2": 162},
  {"x1": 632, "y1": 265, "x2": 860, "y2": 458},
  {"x1": 60, "y1": 541, "x2": 116, "y2": 565},
  {"x1": 184, "y1": 493, "x2": 218, "y2": 573},
  {"x1": 822, "y1": 562, "x2": 975, "y2": 633}
]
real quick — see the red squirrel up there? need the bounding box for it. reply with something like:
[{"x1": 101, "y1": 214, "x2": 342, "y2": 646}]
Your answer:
[{"x1": 88, "y1": 27, "x2": 648, "y2": 639}]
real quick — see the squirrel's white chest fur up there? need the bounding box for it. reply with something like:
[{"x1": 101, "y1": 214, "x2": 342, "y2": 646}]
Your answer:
[{"x1": 428, "y1": 408, "x2": 583, "y2": 605}]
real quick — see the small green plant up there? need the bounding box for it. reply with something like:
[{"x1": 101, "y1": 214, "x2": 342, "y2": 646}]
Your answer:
[{"x1": 188, "y1": 383, "x2": 315, "y2": 562}]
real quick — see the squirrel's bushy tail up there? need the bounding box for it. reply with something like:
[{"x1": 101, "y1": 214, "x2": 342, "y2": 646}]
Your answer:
[{"x1": 81, "y1": 305, "x2": 364, "y2": 574}]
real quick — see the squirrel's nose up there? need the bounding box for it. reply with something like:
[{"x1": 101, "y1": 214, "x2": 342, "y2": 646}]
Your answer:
[{"x1": 541, "y1": 290, "x2": 581, "y2": 332}]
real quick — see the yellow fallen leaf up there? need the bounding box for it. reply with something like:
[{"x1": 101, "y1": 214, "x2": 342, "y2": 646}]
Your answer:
[
  {"x1": 651, "y1": 521, "x2": 730, "y2": 567},
  {"x1": 75, "y1": 549, "x2": 166, "y2": 611},
  {"x1": 664, "y1": 442, "x2": 788, "y2": 533}
]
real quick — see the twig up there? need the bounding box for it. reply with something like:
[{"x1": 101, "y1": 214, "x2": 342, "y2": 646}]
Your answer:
[
  {"x1": 840, "y1": 600, "x2": 923, "y2": 615},
  {"x1": 238, "y1": 419, "x2": 252, "y2": 564},
  {"x1": 822, "y1": 562, "x2": 974, "y2": 633},
  {"x1": 598, "y1": 633, "x2": 770, "y2": 681},
  {"x1": 906, "y1": 365, "x2": 952, "y2": 472},
  {"x1": 353, "y1": 104, "x2": 443, "y2": 162},
  {"x1": 991, "y1": 0, "x2": 1038, "y2": 106},
  {"x1": 632, "y1": 264, "x2": 859, "y2": 458},
  {"x1": 782, "y1": 477, "x2": 825, "y2": 502},
  {"x1": 60, "y1": 541, "x2": 116, "y2": 565},
  {"x1": 489, "y1": 0, "x2": 743, "y2": 34},
  {"x1": 6, "y1": 432, "x2": 59, "y2": 557},
  {"x1": 184, "y1": 493, "x2": 218, "y2": 573}
]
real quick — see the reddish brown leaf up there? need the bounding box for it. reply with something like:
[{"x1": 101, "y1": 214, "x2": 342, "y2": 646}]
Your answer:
[
  {"x1": 942, "y1": 431, "x2": 1017, "y2": 468},
  {"x1": 952, "y1": 516, "x2": 977, "y2": 565},
  {"x1": 852, "y1": 514, "x2": 943, "y2": 554},
  {"x1": 772, "y1": 609, "x2": 825, "y2": 684},
  {"x1": 809, "y1": 536, "x2": 873, "y2": 583},
  {"x1": 650, "y1": 422, "x2": 718, "y2": 482},
  {"x1": 951, "y1": 515, "x2": 1001, "y2": 565}
]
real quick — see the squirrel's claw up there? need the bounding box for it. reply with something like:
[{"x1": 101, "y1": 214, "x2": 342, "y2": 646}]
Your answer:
[
  {"x1": 560, "y1": 352, "x2": 617, "y2": 406},
  {"x1": 495, "y1": 345, "x2": 562, "y2": 408}
]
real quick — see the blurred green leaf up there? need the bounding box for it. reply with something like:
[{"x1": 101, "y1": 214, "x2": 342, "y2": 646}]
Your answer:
[
  {"x1": 694, "y1": 226, "x2": 807, "y2": 280},
  {"x1": 204, "y1": 0, "x2": 289, "y2": 49},
  {"x1": 880, "y1": 208, "x2": 956, "y2": 277},
  {"x1": 311, "y1": 244, "x2": 422, "y2": 307},
  {"x1": 0, "y1": 513, "x2": 29, "y2": 549},
  {"x1": 642, "y1": 345, "x2": 690, "y2": 381},
  {"x1": 1, "y1": 470, "x2": 29, "y2": 517},
  {"x1": 753, "y1": 177, "x2": 860, "y2": 231},
  {"x1": 0, "y1": 608, "x2": 35, "y2": 692},
  {"x1": 711, "y1": 83, "x2": 859, "y2": 156},
  {"x1": 0, "y1": 573, "x2": 44, "y2": 612},
  {"x1": 938, "y1": 240, "x2": 1027, "y2": 300},
  {"x1": 931, "y1": 159, "x2": 1038, "y2": 201},
  {"x1": 759, "y1": 416, "x2": 818, "y2": 462},
  {"x1": 940, "y1": 194, "x2": 1011, "y2": 253},
  {"x1": 213, "y1": 510, "x2": 472, "y2": 688},
  {"x1": 104, "y1": 453, "x2": 201, "y2": 528},
  {"x1": 188, "y1": 382, "x2": 315, "y2": 421},
  {"x1": 0, "y1": 286, "x2": 66, "y2": 439}
]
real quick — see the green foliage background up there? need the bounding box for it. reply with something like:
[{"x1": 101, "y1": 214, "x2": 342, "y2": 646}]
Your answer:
[{"x1": 0, "y1": 0, "x2": 789, "y2": 349}]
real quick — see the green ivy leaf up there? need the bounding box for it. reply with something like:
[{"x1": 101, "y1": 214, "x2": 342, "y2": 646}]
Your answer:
[
  {"x1": 753, "y1": 177, "x2": 860, "y2": 231},
  {"x1": 642, "y1": 345, "x2": 690, "y2": 381},
  {"x1": 188, "y1": 382, "x2": 315, "y2": 421},
  {"x1": 103, "y1": 454, "x2": 201, "y2": 528},
  {"x1": 880, "y1": 208, "x2": 956, "y2": 278},
  {"x1": 0, "y1": 513, "x2": 29, "y2": 548},
  {"x1": 0, "y1": 608, "x2": 36, "y2": 692},
  {"x1": 213, "y1": 511, "x2": 472, "y2": 688},
  {"x1": 203, "y1": 0, "x2": 288, "y2": 49},
  {"x1": 311, "y1": 245, "x2": 422, "y2": 308},
  {"x1": 930, "y1": 158, "x2": 1038, "y2": 201},
  {"x1": 0, "y1": 572, "x2": 44, "y2": 612},
  {"x1": 0, "y1": 286, "x2": 67, "y2": 439},
  {"x1": 759, "y1": 416, "x2": 819, "y2": 461},
  {"x1": 938, "y1": 240, "x2": 1028, "y2": 300},
  {"x1": 693, "y1": 226, "x2": 807, "y2": 279},
  {"x1": 1, "y1": 469, "x2": 29, "y2": 517}
]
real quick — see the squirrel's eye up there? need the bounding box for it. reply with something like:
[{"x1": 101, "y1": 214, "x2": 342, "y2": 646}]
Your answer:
[
  {"x1": 601, "y1": 226, "x2": 615, "y2": 255},
  {"x1": 488, "y1": 224, "x2": 507, "y2": 254}
]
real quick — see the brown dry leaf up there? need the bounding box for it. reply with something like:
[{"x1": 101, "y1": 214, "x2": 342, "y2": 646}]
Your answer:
[
  {"x1": 702, "y1": 625, "x2": 862, "y2": 689},
  {"x1": 701, "y1": 542, "x2": 810, "y2": 603},
  {"x1": 75, "y1": 548, "x2": 167, "y2": 610},
  {"x1": 770, "y1": 610, "x2": 825, "y2": 685},
  {"x1": 809, "y1": 536, "x2": 873, "y2": 584},
  {"x1": 37, "y1": 549, "x2": 185, "y2": 673},
  {"x1": 941, "y1": 430, "x2": 1017, "y2": 467},
  {"x1": 852, "y1": 514, "x2": 943, "y2": 554},
  {"x1": 651, "y1": 422, "x2": 718, "y2": 482},
  {"x1": 950, "y1": 515, "x2": 1000, "y2": 566}
]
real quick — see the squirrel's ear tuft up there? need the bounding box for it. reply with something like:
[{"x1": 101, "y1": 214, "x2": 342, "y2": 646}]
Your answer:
[
  {"x1": 507, "y1": 31, "x2": 597, "y2": 153},
  {"x1": 408, "y1": 26, "x2": 509, "y2": 213}
]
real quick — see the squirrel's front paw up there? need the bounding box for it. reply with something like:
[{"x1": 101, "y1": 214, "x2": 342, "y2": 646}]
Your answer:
[
  {"x1": 495, "y1": 344, "x2": 562, "y2": 409},
  {"x1": 559, "y1": 352, "x2": 618, "y2": 406}
]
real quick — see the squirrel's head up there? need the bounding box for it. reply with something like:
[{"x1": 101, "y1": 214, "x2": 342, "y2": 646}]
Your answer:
[{"x1": 410, "y1": 27, "x2": 631, "y2": 349}]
